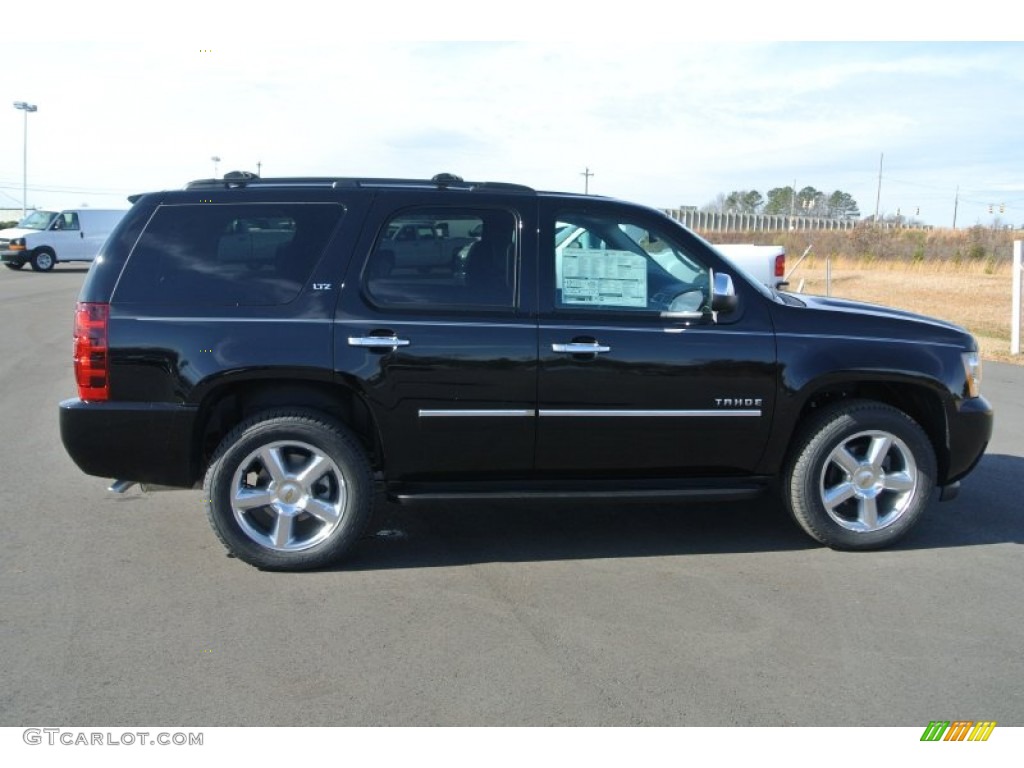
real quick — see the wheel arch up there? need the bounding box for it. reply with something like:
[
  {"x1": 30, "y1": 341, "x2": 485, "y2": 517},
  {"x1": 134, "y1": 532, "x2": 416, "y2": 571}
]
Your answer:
[
  {"x1": 193, "y1": 379, "x2": 386, "y2": 481},
  {"x1": 771, "y1": 376, "x2": 952, "y2": 484}
]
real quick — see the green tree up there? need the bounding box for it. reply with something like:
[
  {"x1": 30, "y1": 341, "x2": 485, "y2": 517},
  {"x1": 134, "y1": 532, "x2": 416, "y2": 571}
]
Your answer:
[
  {"x1": 826, "y1": 190, "x2": 860, "y2": 219},
  {"x1": 764, "y1": 186, "x2": 795, "y2": 215},
  {"x1": 723, "y1": 190, "x2": 762, "y2": 213},
  {"x1": 797, "y1": 186, "x2": 825, "y2": 216},
  {"x1": 741, "y1": 190, "x2": 763, "y2": 213}
]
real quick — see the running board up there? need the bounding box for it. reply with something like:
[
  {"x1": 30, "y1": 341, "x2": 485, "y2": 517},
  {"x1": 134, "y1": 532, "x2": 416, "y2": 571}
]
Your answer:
[{"x1": 388, "y1": 478, "x2": 769, "y2": 504}]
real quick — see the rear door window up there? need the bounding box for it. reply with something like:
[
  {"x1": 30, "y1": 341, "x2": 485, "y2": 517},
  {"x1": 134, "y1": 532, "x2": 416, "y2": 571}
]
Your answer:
[{"x1": 363, "y1": 208, "x2": 517, "y2": 310}]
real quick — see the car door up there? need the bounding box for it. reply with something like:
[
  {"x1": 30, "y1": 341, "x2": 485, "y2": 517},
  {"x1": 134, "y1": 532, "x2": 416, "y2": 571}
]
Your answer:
[
  {"x1": 536, "y1": 198, "x2": 778, "y2": 476},
  {"x1": 47, "y1": 212, "x2": 87, "y2": 260},
  {"x1": 334, "y1": 193, "x2": 539, "y2": 480},
  {"x1": 78, "y1": 212, "x2": 119, "y2": 262}
]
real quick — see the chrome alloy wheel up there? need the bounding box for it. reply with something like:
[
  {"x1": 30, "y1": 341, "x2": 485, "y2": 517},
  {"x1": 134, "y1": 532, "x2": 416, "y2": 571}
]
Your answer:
[
  {"x1": 230, "y1": 440, "x2": 346, "y2": 552},
  {"x1": 818, "y1": 430, "x2": 919, "y2": 533}
]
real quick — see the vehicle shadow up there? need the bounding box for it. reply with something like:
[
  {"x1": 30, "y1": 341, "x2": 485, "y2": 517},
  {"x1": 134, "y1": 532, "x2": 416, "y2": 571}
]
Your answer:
[
  {"x1": 899, "y1": 453, "x2": 1024, "y2": 550},
  {"x1": 4, "y1": 266, "x2": 90, "y2": 274},
  {"x1": 338, "y1": 453, "x2": 1022, "y2": 572}
]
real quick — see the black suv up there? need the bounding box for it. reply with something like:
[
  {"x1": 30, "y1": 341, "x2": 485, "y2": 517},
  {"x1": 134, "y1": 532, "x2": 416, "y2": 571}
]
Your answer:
[{"x1": 59, "y1": 173, "x2": 993, "y2": 570}]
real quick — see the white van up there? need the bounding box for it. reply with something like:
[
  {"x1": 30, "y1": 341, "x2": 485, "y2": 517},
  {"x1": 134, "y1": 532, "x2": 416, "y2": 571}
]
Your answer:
[{"x1": 1, "y1": 208, "x2": 128, "y2": 272}]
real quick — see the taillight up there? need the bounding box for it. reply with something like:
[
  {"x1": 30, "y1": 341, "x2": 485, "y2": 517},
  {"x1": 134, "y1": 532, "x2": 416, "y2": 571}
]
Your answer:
[
  {"x1": 774, "y1": 253, "x2": 785, "y2": 278},
  {"x1": 73, "y1": 302, "x2": 109, "y2": 401}
]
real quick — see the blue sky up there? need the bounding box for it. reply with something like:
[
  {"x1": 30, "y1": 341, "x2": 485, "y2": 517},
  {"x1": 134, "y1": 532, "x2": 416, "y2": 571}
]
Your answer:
[{"x1": 3, "y1": 4, "x2": 1022, "y2": 228}]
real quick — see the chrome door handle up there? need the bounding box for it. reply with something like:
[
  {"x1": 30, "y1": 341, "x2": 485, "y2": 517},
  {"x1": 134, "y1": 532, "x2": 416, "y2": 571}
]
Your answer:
[
  {"x1": 348, "y1": 336, "x2": 410, "y2": 348},
  {"x1": 552, "y1": 342, "x2": 611, "y2": 354}
]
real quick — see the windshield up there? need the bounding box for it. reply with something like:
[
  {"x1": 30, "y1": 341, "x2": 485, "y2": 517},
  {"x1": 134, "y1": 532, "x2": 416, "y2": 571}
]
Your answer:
[{"x1": 17, "y1": 210, "x2": 58, "y2": 230}]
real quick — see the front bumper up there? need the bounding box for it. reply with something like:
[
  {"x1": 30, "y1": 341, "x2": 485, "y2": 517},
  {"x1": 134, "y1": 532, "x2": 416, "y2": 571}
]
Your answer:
[
  {"x1": 59, "y1": 398, "x2": 200, "y2": 488},
  {"x1": 945, "y1": 395, "x2": 994, "y2": 483},
  {"x1": 1, "y1": 249, "x2": 26, "y2": 264}
]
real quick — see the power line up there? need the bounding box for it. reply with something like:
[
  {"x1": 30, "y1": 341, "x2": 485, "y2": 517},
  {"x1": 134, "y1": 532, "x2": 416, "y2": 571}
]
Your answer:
[
  {"x1": 874, "y1": 174, "x2": 1024, "y2": 205},
  {"x1": 0, "y1": 182, "x2": 132, "y2": 197}
]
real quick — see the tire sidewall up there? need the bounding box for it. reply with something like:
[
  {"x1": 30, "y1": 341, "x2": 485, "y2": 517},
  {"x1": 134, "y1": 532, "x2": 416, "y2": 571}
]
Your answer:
[
  {"x1": 31, "y1": 249, "x2": 55, "y2": 272},
  {"x1": 205, "y1": 413, "x2": 372, "y2": 570},
  {"x1": 786, "y1": 402, "x2": 936, "y2": 550}
]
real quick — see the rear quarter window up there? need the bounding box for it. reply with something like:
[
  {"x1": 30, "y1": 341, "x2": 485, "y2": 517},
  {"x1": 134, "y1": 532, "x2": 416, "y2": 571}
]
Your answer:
[{"x1": 113, "y1": 203, "x2": 345, "y2": 305}]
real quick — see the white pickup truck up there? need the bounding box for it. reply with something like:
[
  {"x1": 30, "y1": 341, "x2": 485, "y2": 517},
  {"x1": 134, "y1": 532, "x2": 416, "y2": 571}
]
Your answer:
[
  {"x1": 378, "y1": 220, "x2": 475, "y2": 272},
  {"x1": 714, "y1": 244, "x2": 787, "y2": 290}
]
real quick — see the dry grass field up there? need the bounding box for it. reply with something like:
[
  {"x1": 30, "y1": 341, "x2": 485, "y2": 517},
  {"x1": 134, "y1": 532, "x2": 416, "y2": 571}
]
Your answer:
[{"x1": 703, "y1": 227, "x2": 1023, "y2": 365}]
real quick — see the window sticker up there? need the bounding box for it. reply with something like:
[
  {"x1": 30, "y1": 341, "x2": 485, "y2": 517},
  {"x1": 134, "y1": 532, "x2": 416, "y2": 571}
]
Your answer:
[{"x1": 561, "y1": 249, "x2": 647, "y2": 308}]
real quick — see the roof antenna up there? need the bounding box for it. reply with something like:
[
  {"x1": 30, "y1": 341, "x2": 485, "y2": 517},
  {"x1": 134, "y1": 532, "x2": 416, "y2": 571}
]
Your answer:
[
  {"x1": 222, "y1": 170, "x2": 258, "y2": 188},
  {"x1": 431, "y1": 173, "x2": 463, "y2": 188}
]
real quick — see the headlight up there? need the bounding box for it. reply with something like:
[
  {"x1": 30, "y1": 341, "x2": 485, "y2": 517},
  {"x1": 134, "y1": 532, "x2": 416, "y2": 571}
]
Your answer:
[
  {"x1": 9, "y1": 238, "x2": 26, "y2": 251},
  {"x1": 961, "y1": 351, "x2": 982, "y2": 398}
]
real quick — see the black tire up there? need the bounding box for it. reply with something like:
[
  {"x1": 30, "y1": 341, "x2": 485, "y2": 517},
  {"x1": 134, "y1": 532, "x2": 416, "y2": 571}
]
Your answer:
[
  {"x1": 783, "y1": 399, "x2": 936, "y2": 550},
  {"x1": 4, "y1": 261, "x2": 24, "y2": 270},
  {"x1": 203, "y1": 409, "x2": 373, "y2": 570},
  {"x1": 30, "y1": 248, "x2": 56, "y2": 272}
]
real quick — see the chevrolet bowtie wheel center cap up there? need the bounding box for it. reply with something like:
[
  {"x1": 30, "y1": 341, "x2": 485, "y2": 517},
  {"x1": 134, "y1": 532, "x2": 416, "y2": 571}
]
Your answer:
[
  {"x1": 277, "y1": 482, "x2": 303, "y2": 506},
  {"x1": 855, "y1": 468, "x2": 879, "y2": 493}
]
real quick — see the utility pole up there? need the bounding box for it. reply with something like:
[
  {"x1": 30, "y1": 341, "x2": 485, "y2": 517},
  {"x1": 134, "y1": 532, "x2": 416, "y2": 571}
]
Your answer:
[
  {"x1": 874, "y1": 153, "x2": 883, "y2": 226},
  {"x1": 581, "y1": 167, "x2": 594, "y2": 195},
  {"x1": 790, "y1": 178, "x2": 797, "y2": 219},
  {"x1": 256, "y1": 161, "x2": 262, "y2": 177},
  {"x1": 952, "y1": 185, "x2": 959, "y2": 230}
]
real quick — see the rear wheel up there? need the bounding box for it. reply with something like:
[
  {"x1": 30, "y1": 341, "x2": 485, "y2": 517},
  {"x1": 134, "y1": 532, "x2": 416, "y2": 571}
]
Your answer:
[
  {"x1": 203, "y1": 409, "x2": 373, "y2": 570},
  {"x1": 30, "y1": 248, "x2": 56, "y2": 272},
  {"x1": 784, "y1": 400, "x2": 936, "y2": 550}
]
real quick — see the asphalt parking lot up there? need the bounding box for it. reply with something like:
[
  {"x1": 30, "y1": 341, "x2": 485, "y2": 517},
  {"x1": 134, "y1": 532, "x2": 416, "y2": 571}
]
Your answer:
[{"x1": 1, "y1": 266, "x2": 1022, "y2": 726}]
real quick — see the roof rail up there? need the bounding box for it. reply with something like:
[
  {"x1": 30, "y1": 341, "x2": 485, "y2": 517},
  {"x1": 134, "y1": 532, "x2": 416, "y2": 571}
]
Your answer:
[{"x1": 184, "y1": 172, "x2": 534, "y2": 193}]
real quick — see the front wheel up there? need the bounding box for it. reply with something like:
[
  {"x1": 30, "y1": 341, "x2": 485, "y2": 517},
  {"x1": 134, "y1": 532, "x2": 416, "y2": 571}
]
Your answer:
[
  {"x1": 30, "y1": 249, "x2": 56, "y2": 272},
  {"x1": 784, "y1": 400, "x2": 936, "y2": 550},
  {"x1": 203, "y1": 409, "x2": 373, "y2": 570}
]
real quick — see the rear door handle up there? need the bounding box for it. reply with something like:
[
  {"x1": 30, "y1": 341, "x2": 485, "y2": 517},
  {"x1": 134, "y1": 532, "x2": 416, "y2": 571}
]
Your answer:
[
  {"x1": 348, "y1": 335, "x2": 410, "y2": 349},
  {"x1": 552, "y1": 341, "x2": 611, "y2": 354}
]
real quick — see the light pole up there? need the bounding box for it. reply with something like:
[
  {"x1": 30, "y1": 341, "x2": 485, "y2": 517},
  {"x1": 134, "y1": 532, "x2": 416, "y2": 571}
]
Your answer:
[
  {"x1": 211, "y1": 156, "x2": 221, "y2": 178},
  {"x1": 13, "y1": 101, "x2": 38, "y2": 217}
]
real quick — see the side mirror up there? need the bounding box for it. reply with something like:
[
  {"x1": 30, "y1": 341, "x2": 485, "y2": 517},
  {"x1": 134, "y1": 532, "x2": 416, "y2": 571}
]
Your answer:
[{"x1": 710, "y1": 271, "x2": 738, "y2": 314}]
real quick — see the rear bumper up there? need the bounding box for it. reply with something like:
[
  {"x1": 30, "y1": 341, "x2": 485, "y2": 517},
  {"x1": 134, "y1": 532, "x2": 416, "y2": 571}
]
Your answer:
[
  {"x1": 945, "y1": 395, "x2": 993, "y2": 483},
  {"x1": 59, "y1": 398, "x2": 199, "y2": 488}
]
